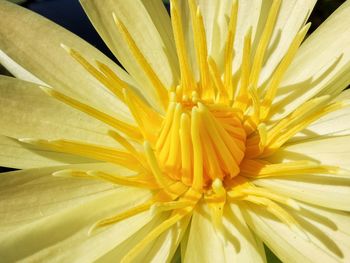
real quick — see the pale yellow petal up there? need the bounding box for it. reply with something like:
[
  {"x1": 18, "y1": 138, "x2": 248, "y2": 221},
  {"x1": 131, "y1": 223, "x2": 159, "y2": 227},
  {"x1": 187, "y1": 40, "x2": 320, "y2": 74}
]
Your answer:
[
  {"x1": 290, "y1": 90, "x2": 350, "y2": 143},
  {"x1": 0, "y1": 184, "x2": 152, "y2": 262},
  {"x1": 0, "y1": 135, "x2": 92, "y2": 169},
  {"x1": 259, "y1": 0, "x2": 317, "y2": 85},
  {"x1": 243, "y1": 204, "x2": 343, "y2": 263},
  {"x1": 0, "y1": 163, "x2": 117, "y2": 229},
  {"x1": 0, "y1": 1, "x2": 132, "y2": 118},
  {"x1": 272, "y1": 0, "x2": 350, "y2": 120},
  {"x1": 253, "y1": 174, "x2": 350, "y2": 211},
  {"x1": 0, "y1": 76, "x2": 116, "y2": 146},
  {"x1": 94, "y1": 213, "x2": 168, "y2": 262},
  {"x1": 271, "y1": 135, "x2": 350, "y2": 170},
  {"x1": 0, "y1": 50, "x2": 45, "y2": 85},
  {"x1": 183, "y1": 203, "x2": 265, "y2": 263},
  {"x1": 80, "y1": 0, "x2": 179, "y2": 108}
]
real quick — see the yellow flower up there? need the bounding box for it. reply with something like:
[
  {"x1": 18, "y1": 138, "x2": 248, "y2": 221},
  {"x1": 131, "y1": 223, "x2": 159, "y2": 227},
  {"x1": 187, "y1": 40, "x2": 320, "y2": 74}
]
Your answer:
[{"x1": 1, "y1": 0, "x2": 350, "y2": 262}]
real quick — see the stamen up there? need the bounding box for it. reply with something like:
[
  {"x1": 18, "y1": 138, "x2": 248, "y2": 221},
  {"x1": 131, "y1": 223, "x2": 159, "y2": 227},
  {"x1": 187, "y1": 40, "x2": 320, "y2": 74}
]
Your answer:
[
  {"x1": 170, "y1": 0, "x2": 196, "y2": 95},
  {"x1": 260, "y1": 23, "x2": 311, "y2": 120},
  {"x1": 40, "y1": 86, "x2": 143, "y2": 141},
  {"x1": 123, "y1": 88, "x2": 163, "y2": 143},
  {"x1": 207, "y1": 57, "x2": 229, "y2": 104},
  {"x1": 249, "y1": 0, "x2": 281, "y2": 88},
  {"x1": 240, "y1": 159, "x2": 342, "y2": 178},
  {"x1": 60, "y1": 44, "x2": 124, "y2": 101},
  {"x1": 87, "y1": 170, "x2": 158, "y2": 189},
  {"x1": 234, "y1": 28, "x2": 252, "y2": 111},
  {"x1": 121, "y1": 207, "x2": 192, "y2": 263},
  {"x1": 224, "y1": 0, "x2": 238, "y2": 98},
  {"x1": 242, "y1": 195, "x2": 308, "y2": 240},
  {"x1": 180, "y1": 113, "x2": 193, "y2": 185},
  {"x1": 113, "y1": 14, "x2": 168, "y2": 109},
  {"x1": 188, "y1": 0, "x2": 213, "y2": 99},
  {"x1": 144, "y1": 141, "x2": 175, "y2": 190},
  {"x1": 191, "y1": 107, "x2": 203, "y2": 191},
  {"x1": 19, "y1": 138, "x2": 143, "y2": 171}
]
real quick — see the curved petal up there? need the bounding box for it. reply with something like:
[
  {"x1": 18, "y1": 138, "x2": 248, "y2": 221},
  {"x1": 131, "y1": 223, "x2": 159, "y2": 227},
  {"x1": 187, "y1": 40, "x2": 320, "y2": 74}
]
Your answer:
[
  {"x1": 80, "y1": 0, "x2": 179, "y2": 107},
  {"x1": 243, "y1": 202, "x2": 350, "y2": 263},
  {"x1": 0, "y1": 1, "x2": 132, "y2": 118},
  {"x1": 273, "y1": 0, "x2": 350, "y2": 120},
  {"x1": 0, "y1": 180, "x2": 152, "y2": 262},
  {"x1": 0, "y1": 135, "x2": 92, "y2": 169},
  {"x1": 0, "y1": 50, "x2": 45, "y2": 85},
  {"x1": 183, "y1": 203, "x2": 265, "y2": 262}
]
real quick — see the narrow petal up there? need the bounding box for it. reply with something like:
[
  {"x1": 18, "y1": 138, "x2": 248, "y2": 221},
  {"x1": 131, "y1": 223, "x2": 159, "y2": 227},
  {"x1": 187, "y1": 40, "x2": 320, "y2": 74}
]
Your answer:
[
  {"x1": 273, "y1": 0, "x2": 350, "y2": 120},
  {"x1": 80, "y1": 0, "x2": 179, "y2": 107},
  {"x1": 243, "y1": 202, "x2": 350, "y2": 262},
  {"x1": 183, "y1": 203, "x2": 265, "y2": 262},
  {"x1": 0, "y1": 1, "x2": 132, "y2": 117}
]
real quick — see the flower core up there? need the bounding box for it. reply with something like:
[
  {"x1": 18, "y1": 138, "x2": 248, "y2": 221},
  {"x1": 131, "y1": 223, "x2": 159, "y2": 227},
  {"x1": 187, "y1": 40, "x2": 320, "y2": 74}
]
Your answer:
[{"x1": 18, "y1": 0, "x2": 350, "y2": 262}]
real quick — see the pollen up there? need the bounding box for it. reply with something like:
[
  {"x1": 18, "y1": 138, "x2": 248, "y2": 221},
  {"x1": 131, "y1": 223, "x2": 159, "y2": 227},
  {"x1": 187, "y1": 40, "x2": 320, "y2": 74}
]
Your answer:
[{"x1": 18, "y1": 0, "x2": 350, "y2": 262}]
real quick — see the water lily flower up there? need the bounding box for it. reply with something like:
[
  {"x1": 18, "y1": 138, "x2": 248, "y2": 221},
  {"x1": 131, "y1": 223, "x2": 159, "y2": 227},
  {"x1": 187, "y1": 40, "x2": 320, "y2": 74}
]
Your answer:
[{"x1": 1, "y1": 0, "x2": 350, "y2": 262}]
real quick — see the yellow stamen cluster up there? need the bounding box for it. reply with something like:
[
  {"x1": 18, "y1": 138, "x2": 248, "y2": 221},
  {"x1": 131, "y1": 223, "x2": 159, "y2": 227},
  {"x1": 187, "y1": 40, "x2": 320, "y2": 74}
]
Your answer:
[{"x1": 18, "y1": 0, "x2": 350, "y2": 262}]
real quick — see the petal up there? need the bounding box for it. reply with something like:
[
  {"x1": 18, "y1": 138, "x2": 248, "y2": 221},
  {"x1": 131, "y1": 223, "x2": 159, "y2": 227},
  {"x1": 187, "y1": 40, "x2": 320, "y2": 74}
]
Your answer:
[
  {"x1": 0, "y1": 1, "x2": 132, "y2": 117},
  {"x1": 243, "y1": 202, "x2": 350, "y2": 263},
  {"x1": 0, "y1": 135, "x2": 92, "y2": 169},
  {"x1": 183, "y1": 203, "x2": 265, "y2": 262},
  {"x1": 259, "y1": 0, "x2": 317, "y2": 84},
  {"x1": 96, "y1": 214, "x2": 190, "y2": 262},
  {"x1": 273, "y1": 0, "x2": 350, "y2": 120},
  {"x1": 0, "y1": 163, "x2": 116, "y2": 229},
  {"x1": 0, "y1": 180, "x2": 153, "y2": 262},
  {"x1": 0, "y1": 50, "x2": 45, "y2": 85},
  {"x1": 271, "y1": 135, "x2": 350, "y2": 170},
  {"x1": 253, "y1": 175, "x2": 350, "y2": 211},
  {"x1": 290, "y1": 89, "x2": 350, "y2": 143},
  {"x1": 80, "y1": 0, "x2": 179, "y2": 107},
  {"x1": 0, "y1": 76, "x2": 116, "y2": 145}
]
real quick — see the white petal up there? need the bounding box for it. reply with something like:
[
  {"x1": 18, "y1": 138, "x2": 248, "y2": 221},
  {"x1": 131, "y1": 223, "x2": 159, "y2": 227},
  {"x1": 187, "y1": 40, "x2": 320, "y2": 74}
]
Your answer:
[
  {"x1": 242, "y1": 204, "x2": 344, "y2": 263},
  {"x1": 273, "y1": 1, "x2": 350, "y2": 120},
  {"x1": 0, "y1": 1, "x2": 132, "y2": 118},
  {"x1": 183, "y1": 203, "x2": 265, "y2": 263},
  {"x1": 80, "y1": 0, "x2": 180, "y2": 108}
]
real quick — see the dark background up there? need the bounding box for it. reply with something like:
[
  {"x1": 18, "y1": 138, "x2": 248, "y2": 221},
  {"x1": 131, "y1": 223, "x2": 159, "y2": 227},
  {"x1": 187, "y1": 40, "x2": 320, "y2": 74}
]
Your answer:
[{"x1": 0, "y1": 1, "x2": 347, "y2": 262}]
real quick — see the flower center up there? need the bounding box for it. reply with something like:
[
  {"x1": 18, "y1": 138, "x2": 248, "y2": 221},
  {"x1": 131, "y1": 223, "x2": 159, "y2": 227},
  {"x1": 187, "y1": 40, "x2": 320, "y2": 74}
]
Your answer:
[{"x1": 156, "y1": 91, "x2": 246, "y2": 190}]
